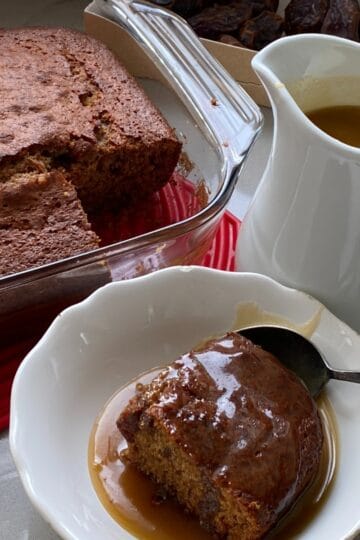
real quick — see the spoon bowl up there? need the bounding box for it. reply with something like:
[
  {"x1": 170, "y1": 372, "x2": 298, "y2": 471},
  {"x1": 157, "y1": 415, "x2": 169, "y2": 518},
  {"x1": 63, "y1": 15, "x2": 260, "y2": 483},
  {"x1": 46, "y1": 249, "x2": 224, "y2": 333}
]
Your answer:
[{"x1": 238, "y1": 326, "x2": 360, "y2": 397}]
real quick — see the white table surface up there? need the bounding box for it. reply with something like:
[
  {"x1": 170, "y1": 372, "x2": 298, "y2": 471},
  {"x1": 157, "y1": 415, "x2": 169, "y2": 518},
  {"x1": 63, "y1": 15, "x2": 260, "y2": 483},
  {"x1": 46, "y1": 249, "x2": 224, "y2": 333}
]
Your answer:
[{"x1": 0, "y1": 2, "x2": 273, "y2": 539}]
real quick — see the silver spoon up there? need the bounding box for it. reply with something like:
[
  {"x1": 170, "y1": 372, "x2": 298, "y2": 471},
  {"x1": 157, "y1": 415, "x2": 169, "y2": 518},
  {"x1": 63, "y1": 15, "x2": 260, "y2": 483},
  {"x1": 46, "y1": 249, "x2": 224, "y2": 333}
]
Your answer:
[{"x1": 238, "y1": 326, "x2": 360, "y2": 397}]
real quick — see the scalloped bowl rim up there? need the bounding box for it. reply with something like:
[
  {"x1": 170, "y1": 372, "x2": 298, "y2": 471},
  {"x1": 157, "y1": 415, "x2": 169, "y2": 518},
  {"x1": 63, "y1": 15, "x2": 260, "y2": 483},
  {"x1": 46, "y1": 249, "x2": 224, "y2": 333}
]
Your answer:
[{"x1": 9, "y1": 266, "x2": 360, "y2": 540}]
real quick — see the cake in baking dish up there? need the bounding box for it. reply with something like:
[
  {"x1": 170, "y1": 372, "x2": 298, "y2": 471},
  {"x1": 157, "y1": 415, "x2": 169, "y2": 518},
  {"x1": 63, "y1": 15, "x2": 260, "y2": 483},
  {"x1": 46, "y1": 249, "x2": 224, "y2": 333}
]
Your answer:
[
  {"x1": 117, "y1": 331, "x2": 323, "y2": 539},
  {"x1": 0, "y1": 27, "x2": 181, "y2": 276},
  {"x1": 0, "y1": 27, "x2": 181, "y2": 213}
]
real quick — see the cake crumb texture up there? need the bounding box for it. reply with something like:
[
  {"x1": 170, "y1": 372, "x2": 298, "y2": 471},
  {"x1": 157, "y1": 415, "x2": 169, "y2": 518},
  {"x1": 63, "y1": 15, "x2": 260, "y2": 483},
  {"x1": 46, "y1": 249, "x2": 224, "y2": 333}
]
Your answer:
[{"x1": 0, "y1": 171, "x2": 99, "y2": 276}]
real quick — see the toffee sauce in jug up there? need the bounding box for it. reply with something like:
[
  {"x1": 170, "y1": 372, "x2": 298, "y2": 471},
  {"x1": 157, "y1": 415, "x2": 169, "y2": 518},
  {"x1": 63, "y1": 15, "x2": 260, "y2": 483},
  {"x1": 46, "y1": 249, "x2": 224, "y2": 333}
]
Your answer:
[{"x1": 307, "y1": 105, "x2": 360, "y2": 147}]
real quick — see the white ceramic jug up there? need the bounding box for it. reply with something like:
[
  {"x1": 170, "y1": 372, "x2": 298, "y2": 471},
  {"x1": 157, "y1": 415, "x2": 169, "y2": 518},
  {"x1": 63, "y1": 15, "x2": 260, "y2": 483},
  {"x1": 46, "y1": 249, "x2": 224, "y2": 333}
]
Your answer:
[{"x1": 236, "y1": 34, "x2": 360, "y2": 331}]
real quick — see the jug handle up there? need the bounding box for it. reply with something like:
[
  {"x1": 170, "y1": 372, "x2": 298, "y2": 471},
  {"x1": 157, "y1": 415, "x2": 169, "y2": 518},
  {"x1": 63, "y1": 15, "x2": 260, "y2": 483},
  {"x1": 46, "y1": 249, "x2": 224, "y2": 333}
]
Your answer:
[{"x1": 93, "y1": 0, "x2": 263, "y2": 169}]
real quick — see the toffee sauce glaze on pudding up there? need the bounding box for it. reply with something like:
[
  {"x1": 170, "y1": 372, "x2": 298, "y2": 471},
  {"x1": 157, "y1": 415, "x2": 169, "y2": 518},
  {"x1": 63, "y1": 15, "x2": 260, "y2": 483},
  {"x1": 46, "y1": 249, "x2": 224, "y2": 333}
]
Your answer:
[{"x1": 89, "y1": 354, "x2": 337, "y2": 539}]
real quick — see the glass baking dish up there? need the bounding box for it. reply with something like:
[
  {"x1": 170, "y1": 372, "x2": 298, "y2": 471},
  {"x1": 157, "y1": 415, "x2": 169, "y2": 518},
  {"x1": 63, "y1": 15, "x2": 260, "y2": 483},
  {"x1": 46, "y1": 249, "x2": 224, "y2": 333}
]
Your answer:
[{"x1": 0, "y1": 0, "x2": 262, "y2": 350}]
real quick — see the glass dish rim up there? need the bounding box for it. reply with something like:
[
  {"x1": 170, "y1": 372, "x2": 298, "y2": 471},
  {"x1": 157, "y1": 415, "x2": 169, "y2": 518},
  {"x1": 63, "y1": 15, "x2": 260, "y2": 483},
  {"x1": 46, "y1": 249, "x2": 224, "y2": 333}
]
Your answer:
[{"x1": 0, "y1": 0, "x2": 262, "y2": 291}]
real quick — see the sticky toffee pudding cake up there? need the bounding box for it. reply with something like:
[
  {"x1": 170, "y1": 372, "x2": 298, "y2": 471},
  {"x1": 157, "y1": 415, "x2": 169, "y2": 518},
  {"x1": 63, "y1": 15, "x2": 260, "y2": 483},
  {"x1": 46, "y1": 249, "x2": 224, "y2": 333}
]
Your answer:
[
  {"x1": 0, "y1": 27, "x2": 181, "y2": 213},
  {"x1": 117, "y1": 332, "x2": 323, "y2": 539}
]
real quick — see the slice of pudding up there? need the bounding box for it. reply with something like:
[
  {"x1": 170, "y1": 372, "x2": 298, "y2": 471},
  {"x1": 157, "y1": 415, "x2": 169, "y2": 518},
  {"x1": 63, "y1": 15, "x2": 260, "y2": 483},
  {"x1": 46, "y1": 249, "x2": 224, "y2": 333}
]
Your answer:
[{"x1": 117, "y1": 332, "x2": 323, "y2": 539}]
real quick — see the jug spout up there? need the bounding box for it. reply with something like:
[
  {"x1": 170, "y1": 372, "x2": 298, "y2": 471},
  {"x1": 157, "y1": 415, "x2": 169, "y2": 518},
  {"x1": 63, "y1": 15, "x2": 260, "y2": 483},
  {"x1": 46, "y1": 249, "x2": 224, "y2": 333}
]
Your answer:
[
  {"x1": 237, "y1": 34, "x2": 360, "y2": 331},
  {"x1": 252, "y1": 33, "x2": 360, "y2": 114}
]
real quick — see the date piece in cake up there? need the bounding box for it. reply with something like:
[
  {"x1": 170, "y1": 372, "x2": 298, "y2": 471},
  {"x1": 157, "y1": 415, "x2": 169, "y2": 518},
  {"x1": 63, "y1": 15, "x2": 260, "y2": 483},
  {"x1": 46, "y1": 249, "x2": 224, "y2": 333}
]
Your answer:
[
  {"x1": 118, "y1": 332, "x2": 323, "y2": 539},
  {"x1": 0, "y1": 27, "x2": 181, "y2": 212},
  {"x1": 0, "y1": 171, "x2": 100, "y2": 276}
]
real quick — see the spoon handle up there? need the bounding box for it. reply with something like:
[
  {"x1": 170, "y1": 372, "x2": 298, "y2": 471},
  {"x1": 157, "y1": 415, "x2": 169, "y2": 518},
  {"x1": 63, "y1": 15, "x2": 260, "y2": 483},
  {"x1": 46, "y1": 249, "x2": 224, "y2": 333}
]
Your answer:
[{"x1": 329, "y1": 369, "x2": 360, "y2": 383}]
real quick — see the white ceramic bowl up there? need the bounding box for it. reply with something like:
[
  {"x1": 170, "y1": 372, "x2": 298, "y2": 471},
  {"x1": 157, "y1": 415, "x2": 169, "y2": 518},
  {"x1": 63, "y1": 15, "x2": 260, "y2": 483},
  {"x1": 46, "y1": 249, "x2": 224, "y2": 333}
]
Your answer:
[{"x1": 9, "y1": 266, "x2": 360, "y2": 540}]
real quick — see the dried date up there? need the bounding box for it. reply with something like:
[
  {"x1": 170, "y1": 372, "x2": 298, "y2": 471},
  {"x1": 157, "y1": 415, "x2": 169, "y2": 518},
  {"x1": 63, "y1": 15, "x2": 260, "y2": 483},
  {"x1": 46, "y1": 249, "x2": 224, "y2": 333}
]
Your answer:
[
  {"x1": 238, "y1": 10, "x2": 284, "y2": 50},
  {"x1": 156, "y1": 0, "x2": 360, "y2": 50},
  {"x1": 188, "y1": 2, "x2": 253, "y2": 39},
  {"x1": 214, "y1": 0, "x2": 278, "y2": 12},
  {"x1": 219, "y1": 33, "x2": 243, "y2": 45},
  {"x1": 321, "y1": 0, "x2": 360, "y2": 40},
  {"x1": 251, "y1": 0, "x2": 279, "y2": 15},
  {"x1": 166, "y1": 0, "x2": 212, "y2": 17},
  {"x1": 285, "y1": 0, "x2": 329, "y2": 34}
]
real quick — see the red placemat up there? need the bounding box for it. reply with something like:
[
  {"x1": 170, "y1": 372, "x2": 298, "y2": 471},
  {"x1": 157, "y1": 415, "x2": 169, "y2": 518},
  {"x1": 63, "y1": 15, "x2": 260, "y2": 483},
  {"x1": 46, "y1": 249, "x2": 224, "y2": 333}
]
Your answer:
[
  {"x1": 202, "y1": 210, "x2": 240, "y2": 272},
  {"x1": 0, "y1": 180, "x2": 240, "y2": 432}
]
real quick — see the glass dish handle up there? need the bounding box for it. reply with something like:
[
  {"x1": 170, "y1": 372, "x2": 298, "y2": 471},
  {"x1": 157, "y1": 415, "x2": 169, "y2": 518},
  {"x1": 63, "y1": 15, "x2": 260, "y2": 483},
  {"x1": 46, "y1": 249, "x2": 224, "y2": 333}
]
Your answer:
[{"x1": 93, "y1": 0, "x2": 263, "y2": 167}]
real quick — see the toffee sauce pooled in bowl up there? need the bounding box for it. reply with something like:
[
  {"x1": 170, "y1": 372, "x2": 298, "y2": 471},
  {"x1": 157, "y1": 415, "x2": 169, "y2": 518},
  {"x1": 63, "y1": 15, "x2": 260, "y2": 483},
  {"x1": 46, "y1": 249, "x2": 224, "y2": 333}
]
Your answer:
[
  {"x1": 306, "y1": 105, "x2": 360, "y2": 147},
  {"x1": 88, "y1": 333, "x2": 337, "y2": 540}
]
